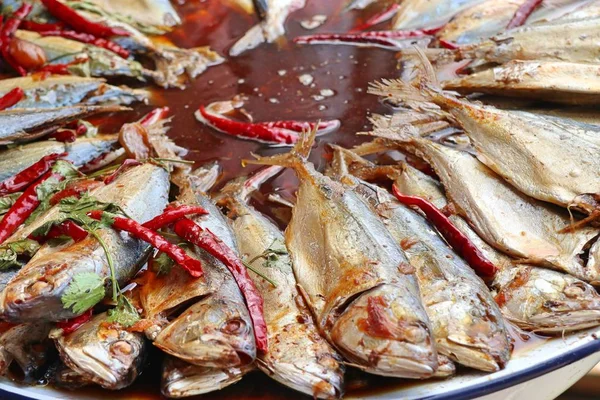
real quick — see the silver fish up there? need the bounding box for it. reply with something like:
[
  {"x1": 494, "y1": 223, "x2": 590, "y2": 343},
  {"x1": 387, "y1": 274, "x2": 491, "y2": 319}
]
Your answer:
[
  {"x1": 396, "y1": 164, "x2": 600, "y2": 334},
  {"x1": 0, "y1": 75, "x2": 148, "y2": 109},
  {"x1": 151, "y1": 169, "x2": 256, "y2": 368},
  {"x1": 51, "y1": 312, "x2": 146, "y2": 390},
  {"x1": 161, "y1": 356, "x2": 252, "y2": 398},
  {"x1": 0, "y1": 135, "x2": 117, "y2": 182},
  {"x1": 329, "y1": 148, "x2": 510, "y2": 372},
  {"x1": 247, "y1": 129, "x2": 438, "y2": 378},
  {"x1": 0, "y1": 163, "x2": 170, "y2": 322},
  {"x1": 230, "y1": 0, "x2": 306, "y2": 56},
  {"x1": 51, "y1": 362, "x2": 91, "y2": 390},
  {"x1": 0, "y1": 322, "x2": 53, "y2": 380},
  {"x1": 218, "y1": 166, "x2": 345, "y2": 398},
  {"x1": 0, "y1": 104, "x2": 126, "y2": 144},
  {"x1": 392, "y1": 0, "x2": 486, "y2": 30}
]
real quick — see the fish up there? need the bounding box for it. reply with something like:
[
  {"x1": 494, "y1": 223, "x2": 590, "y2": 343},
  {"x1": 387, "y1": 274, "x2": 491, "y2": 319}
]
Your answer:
[
  {"x1": 217, "y1": 166, "x2": 345, "y2": 398},
  {"x1": 328, "y1": 148, "x2": 510, "y2": 372},
  {"x1": 51, "y1": 362, "x2": 91, "y2": 389},
  {"x1": 230, "y1": 0, "x2": 306, "y2": 56},
  {"x1": 150, "y1": 168, "x2": 257, "y2": 368},
  {"x1": 392, "y1": 0, "x2": 487, "y2": 30},
  {"x1": 50, "y1": 312, "x2": 146, "y2": 390},
  {"x1": 0, "y1": 104, "x2": 126, "y2": 144},
  {"x1": 372, "y1": 50, "x2": 600, "y2": 215},
  {"x1": 247, "y1": 129, "x2": 438, "y2": 378},
  {"x1": 558, "y1": 1, "x2": 600, "y2": 21},
  {"x1": 0, "y1": 135, "x2": 118, "y2": 182},
  {"x1": 0, "y1": 162, "x2": 170, "y2": 322},
  {"x1": 442, "y1": 60, "x2": 600, "y2": 105},
  {"x1": 450, "y1": 17, "x2": 600, "y2": 64},
  {"x1": 396, "y1": 163, "x2": 600, "y2": 334},
  {"x1": 0, "y1": 75, "x2": 148, "y2": 109},
  {"x1": 0, "y1": 322, "x2": 54, "y2": 380},
  {"x1": 161, "y1": 356, "x2": 252, "y2": 398}
]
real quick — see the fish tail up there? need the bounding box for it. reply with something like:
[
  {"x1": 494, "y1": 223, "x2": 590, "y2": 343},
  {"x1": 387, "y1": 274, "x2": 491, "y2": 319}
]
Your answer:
[
  {"x1": 244, "y1": 126, "x2": 317, "y2": 169},
  {"x1": 330, "y1": 144, "x2": 401, "y2": 181},
  {"x1": 219, "y1": 165, "x2": 284, "y2": 203}
]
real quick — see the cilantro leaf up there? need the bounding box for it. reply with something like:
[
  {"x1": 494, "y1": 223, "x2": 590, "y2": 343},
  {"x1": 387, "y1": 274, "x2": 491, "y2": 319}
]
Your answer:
[
  {"x1": 152, "y1": 251, "x2": 174, "y2": 276},
  {"x1": 0, "y1": 193, "x2": 20, "y2": 216},
  {"x1": 106, "y1": 295, "x2": 140, "y2": 328},
  {"x1": 0, "y1": 239, "x2": 41, "y2": 271},
  {"x1": 61, "y1": 272, "x2": 106, "y2": 314}
]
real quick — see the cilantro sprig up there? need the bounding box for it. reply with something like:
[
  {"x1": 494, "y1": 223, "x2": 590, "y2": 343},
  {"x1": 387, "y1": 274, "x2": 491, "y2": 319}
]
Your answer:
[{"x1": 0, "y1": 239, "x2": 41, "y2": 271}]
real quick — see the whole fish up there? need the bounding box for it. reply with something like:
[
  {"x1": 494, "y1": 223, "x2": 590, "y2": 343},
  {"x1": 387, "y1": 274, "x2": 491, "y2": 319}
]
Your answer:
[
  {"x1": 51, "y1": 362, "x2": 91, "y2": 389},
  {"x1": 0, "y1": 135, "x2": 117, "y2": 182},
  {"x1": 392, "y1": 0, "x2": 487, "y2": 30},
  {"x1": 217, "y1": 166, "x2": 345, "y2": 398},
  {"x1": 396, "y1": 164, "x2": 600, "y2": 333},
  {"x1": 443, "y1": 60, "x2": 600, "y2": 105},
  {"x1": 0, "y1": 104, "x2": 125, "y2": 144},
  {"x1": 161, "y1": 356, "x2": 252, "y2": 398},
  {"x1": 50, "y1": 312, "x2": 146, "y2": 390},
  {"x1": 386, "y1": 137, "x2": 600, "y2": 284},
  {"x1": 329, "y1": 148, "x2": 510, "y2": 372},
  {"x1": 230, "y1": 0, "x2": 306, "y2": 56},
  {"x1": 450, "y1": 17, "x2": 600, "y2": 64},
  {"x1": 0, "y1": 163, "x2": 170, "y2": 322},
  {"x1": 247, "y1": 129, "x2": 438, "y2": 378},
  {"x1": 150, "y1": 169, "x2": 256, "y2": 368},
  {"x1": 372, "y1": 51, "x2": 600, "y2": 214},
  {"x1": 0, "y1": 322, "x2": 53, "y2": 380},
  {"x1": 0, "y1": 75, "x2": 148, "y2": 109}
]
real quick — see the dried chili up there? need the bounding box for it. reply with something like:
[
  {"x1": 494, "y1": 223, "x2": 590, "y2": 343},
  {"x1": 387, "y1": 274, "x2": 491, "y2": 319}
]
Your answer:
[
  {"x1": 439, "y1": 39, "x2": 459, "y2": 50},
  {"x1": 391, "y1": 184, "x2": 497, "y2": 279},
  {"x1": 48, "y1": 129, "x2": 77, "y2": 143},
  {"x1": 0, "y1": 3, "x2": 33, "y2": 76},
  {"x1": 50, "y1": 179, "x2": 103, "y2": 205},
  {"x1": 0, "y1": 87, "x2": 24, "y2": 111},
  {"x1": 507, "y1": 0, "x2": 543, "y2": 29},
  {"x1": 173, "y1": 218, "x2": 268, "y2": 352},
  {"x1": 31, "y1": 220, "x2": 89, "y2": 243},
  {"x1": 0, "y1": 153, "x2": 65, "y2": 197},
  {"x1": 142, "y1": 205, "x2": 208, "y2": 231},
  {"x1": 39, "y1": 30, "x2": 129, "y2": 58},
  {"x1": 87, "y1": 210, "x2": 204, "y2": 278},
  {"x1": 139, "y1": 107, "x2": 170, "y2": 127},
  {"x1": 56, "y1": 308, "x2": 93, "y2": 335},
  {"x1": 293, "y1": 28, "x2": 437, "y2": 49},
  {"x1": 36, "y1": 57, "x2": 87, "y2": 75},
  {"x1": 21, "y1": 20, "x2": 65, "y2": 32},
  {"x1": 40, "y1": 0, "x2": 130, "y2": 38}
]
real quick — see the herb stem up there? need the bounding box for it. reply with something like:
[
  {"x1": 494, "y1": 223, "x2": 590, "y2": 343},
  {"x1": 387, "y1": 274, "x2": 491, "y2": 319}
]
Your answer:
[
  {"x1": 91, "y1": 230, "x2": 119, "y2": 301},
  {"x1": 243, "y1": 260, "x2": 277, "y2": 287}
]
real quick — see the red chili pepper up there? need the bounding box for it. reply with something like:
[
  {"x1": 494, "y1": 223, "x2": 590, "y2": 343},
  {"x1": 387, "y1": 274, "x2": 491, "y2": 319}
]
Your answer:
[
  {"x1": 293, "y1": 28, "x2": 437, "y2": 49},
  {"x1": 56, "y1": 308, "x2": 93, "y2": 335},
  {"x1": 103, "y1": 159, "x2": 142, "y2": 184},
  {"x1": 439, "y1": 39, "x2": 459, "y2": 50},
  {"x1": 79, "y1": 149, "x2": 124, "y2": 174},
  {"x1": 507, "y1": 0, "x2": 543, "y2": 29},
  {"x1": 36, "y1": 57, "x2": 87, "y2": 75},
  {"x1": 350, "y1": 4, "x2": 401, "y2": 32},
  {"x1": 76, "y1": 121, "x2": 89, "y2": 136},
  {"x1": 20, "y1": 20, "x2": 65, "y2": 32},
  {"x1": 48, "y1": 129, "x2": 77, "y2": 143},
  {"x1": 139, "y1": 107, "x2": 170, "y2": 127},
  {"x1": 0, "y1": 87, "x2": 24, "y2": 111},
  {"x1": 142, "y1": 205, "x2": 208, "y2": 231},
  {"x1": 30, "y1": 220, "x2": 89, "y2": 243},
  {"x1": 87, "y1": 210, "x2": 204, "y2": 277},
  {"x1": 39, "y1": 30, "x2": 129, "y2": 58},
  {"x1": 50, "y1": 179, "x2": 103, "y2": 205},
  {"x1": 391, "y1": 184, "x2": 497, "y2": 279},
  {"x1": 0, "y1": 153, "x2": 65, "y2": 197},
  {"x1": 0, "y1": 4, "x2": 33, "y2": 76},
  {"x1": 197, "y1": 105, "x2": 340, "y2": 145},
  {"x1": 0, "y1": 170, "x2": 67, "y2": 244},
  {"x1": 173, "y1": 218, "x2": 268, "y2": 352},
  {"x1": 40, "y1": 0, "x2": 130, "y2": 38}
]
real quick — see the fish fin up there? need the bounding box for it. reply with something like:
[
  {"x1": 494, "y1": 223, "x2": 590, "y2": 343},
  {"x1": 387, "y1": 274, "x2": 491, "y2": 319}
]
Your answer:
[
  {"x1": 217, "y1": 165, "x2": 283, "y2": 205},
  {"x1": 229, "y1": 24, "x2": 266, "y2": 56},
  {"x1": 244, "y1": 127, "x2": 317, "y2": 169},
  {"x1": 330, "y1": 144, "x2": 401, "y2": 182}
]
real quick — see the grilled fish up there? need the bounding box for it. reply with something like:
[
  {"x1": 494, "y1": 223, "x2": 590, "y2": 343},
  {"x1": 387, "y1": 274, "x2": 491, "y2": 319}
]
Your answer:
[
  {"x1": 0, "y1": 104, "x2": 125, "y2": 144},
  {"x1": 392, "y1": 0, "x2": 487, "y2": 30},
  {"x1": 51, "y1": 312, "x2": 146, "y2": 390},
  {"x1": 218, "y1": 166, "x2": 345, "y2": 397},
  {"x1": 0, "y1": 135, "x2": 117, "y2": 182},
  {"x1": 247, "y1": 129, "x2": 438, "y2": 378},
  {"x1": 230, "y1": 0, "x2": 306, "y2": 56},
  {"x1": 0, "y1": 75, "x2": 148, "y2": 109},
  {"x1": 396, "y1": 164, "x2": 600, "y2": 333},
  {"x1": 0, "y1": 322, "x2": 53, "y2": 380},
  {"x1": 51, "y1": 362, "x2": 91, "y2": 389},
  {"x1": 151, "y1": 169, "x2": 256, "y2": 368},
  {"x1": 329, "y1": 148, "x2": 509, "y2": 372},
  {"x1": 0, "y1": 163, "x2": 170, "y2": 322},
  {"x1": 161, "y1": 356, "x2": 251, "y2": 398}
]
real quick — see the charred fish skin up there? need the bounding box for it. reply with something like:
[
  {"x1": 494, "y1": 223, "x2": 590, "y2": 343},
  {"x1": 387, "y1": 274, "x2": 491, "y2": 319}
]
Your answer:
[
  {"x1": 218, "y1": 168, "x2": 345, "y2": 398},
  {"x1": 247, "y1": 130, "x2": 437, "y2": 379},
  {"x1": 161, "y1": 356, "x2": 251, "y2": 399},
  {"x1": 0, "y1": 135, "x2": 117, "y2": 182},
  {"x1": 0, "y1": 322, "x2": 54, "y2": 381},
  {"x1": 152, "y1": 173, "x2": 256, "y2": 369},
  {"x1": 51, "y1": 312, "x2": 146, "y2": 390},
  {"x1": 396, "y1": 164, "x2": 600, "y2": 334},
  {"x1": 0, "y1": 163, "x2": 170, "y2": 322}
]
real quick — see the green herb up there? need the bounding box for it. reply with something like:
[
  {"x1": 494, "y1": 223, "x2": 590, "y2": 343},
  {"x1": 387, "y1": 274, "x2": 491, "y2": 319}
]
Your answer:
[
  {"x1": 0, "y1": 239, "x2": 41, "y2": 271},
  {"x1": 242, "y1": 260, "x2": 277, "y2": 288},
  {"x1": 61, "y1": 272, "x2": 106, "y2": 314},
  {"x1": 0, "y1": 193, "x2": 21, "y2": 216},
  {"x1": 77, "y1": 120, "x2": 98, "y2": 138},
  {"x1": 243, "y1": 239, "x2": 288, "y2": 287},
  {"x1": 152, "y1": 251, "x2": 174, "y2": 276},
  {"x1": 106, "y1": 295, "x2": 140, "y2": 328},
  {"x1": 152, "y1": 158, "x2": 195, "y2": 165}
]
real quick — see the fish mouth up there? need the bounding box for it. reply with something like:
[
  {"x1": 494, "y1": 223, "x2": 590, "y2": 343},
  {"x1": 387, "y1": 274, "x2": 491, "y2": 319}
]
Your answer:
[
  {"x1": 329, "y1": 284, "x2": 437, "y2": 378},
  {"x1": 523, "y1": 310, "x2": 600, "y2": 333},
  {"x1": 59, "y1": 346, "x2": 122, "y2": 388},
  {"x1": 439, "y1": 339, "x2": 506, "y2": 372}
]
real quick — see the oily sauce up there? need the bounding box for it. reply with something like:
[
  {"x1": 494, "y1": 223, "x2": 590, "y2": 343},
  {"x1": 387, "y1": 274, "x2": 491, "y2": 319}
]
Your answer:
[{"x1": 32, "y1": 1, "x2": 549, "y2": 399}]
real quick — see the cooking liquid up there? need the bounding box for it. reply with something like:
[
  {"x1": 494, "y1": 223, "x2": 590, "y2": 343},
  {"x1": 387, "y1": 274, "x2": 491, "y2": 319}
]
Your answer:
[{"x1": 33, "y1": 0, "x2": 548, "y2": 398}]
